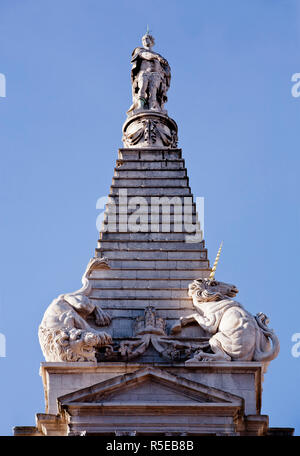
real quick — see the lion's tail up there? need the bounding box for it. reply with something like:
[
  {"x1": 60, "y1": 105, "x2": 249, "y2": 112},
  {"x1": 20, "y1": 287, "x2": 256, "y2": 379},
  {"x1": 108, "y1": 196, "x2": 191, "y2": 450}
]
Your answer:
[{"x1": 253, "y1": 312, "x2": 280, "y2": 362}]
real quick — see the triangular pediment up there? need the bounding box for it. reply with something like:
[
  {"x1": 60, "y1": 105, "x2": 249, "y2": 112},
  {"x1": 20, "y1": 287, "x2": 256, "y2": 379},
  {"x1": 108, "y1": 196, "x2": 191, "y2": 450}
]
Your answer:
[{"x1": 57, "y1": 367, "x2": 243, "y2": 409}]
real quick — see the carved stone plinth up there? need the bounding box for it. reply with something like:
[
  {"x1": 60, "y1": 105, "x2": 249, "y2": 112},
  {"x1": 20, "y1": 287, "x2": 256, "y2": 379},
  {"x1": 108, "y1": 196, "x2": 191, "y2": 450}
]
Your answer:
[
  {"x1": 14, "y1": 361, "x2": 270, "y2": 436},
  {"x1": 122, "y1": 111, "x2": 178, "y2": 149}
]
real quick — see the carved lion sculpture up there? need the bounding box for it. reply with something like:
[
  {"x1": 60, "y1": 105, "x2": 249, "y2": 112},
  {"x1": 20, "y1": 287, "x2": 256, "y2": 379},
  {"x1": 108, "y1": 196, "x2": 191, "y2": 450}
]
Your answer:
[
  {"x1": 171, "y1": 278, "x2": 279, "y2": 364},
  {"x1": 39, "y1": 258, "x2": 112, "y2": 362}
]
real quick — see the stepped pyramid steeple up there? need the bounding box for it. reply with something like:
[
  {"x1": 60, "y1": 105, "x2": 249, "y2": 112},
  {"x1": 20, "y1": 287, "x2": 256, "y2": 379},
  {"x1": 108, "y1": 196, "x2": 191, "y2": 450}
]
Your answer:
[
  {"x1": 14, "y1": 34, "x2": 284, "y2": 437},
  {"x1": 94, "y1": 149, "x2": 209, "y2": 333},
  {"x1": 91, "y1": 31, "x2": 210, "y2": 360}
]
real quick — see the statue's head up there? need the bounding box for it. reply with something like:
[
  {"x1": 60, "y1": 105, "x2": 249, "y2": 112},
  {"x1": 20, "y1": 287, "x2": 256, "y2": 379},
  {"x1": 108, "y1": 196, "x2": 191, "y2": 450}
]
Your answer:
[
  {"x1": 188, "y1": 278, "x2": 238, "y2": 303},
  {"x1": 142, "y1": 33, "x2": 155, "y2": 50}
]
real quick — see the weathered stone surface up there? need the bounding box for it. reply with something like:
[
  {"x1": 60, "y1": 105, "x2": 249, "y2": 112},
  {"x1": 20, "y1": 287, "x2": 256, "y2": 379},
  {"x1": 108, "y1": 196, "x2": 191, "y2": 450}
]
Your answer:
[
  {"x1": 110, "y1": 186, "x2": 191, "y2": 196},
  {"x1": 96, "y1": 250, "x2": 204, "y2": 260},
  {"x1": 114, "y1": 169, "x2": 187, "y2": 178},
  {"x1": 116, "y1": 158, "x2": 184, "y2": 169},
  {"x1": 91, "y1": 269, "x2": 207, "y2": 279},
  {"x1": 119, "y1": 148, "x2": 181, "y2": 160},
  {"x1": 96, "y1": 240, "x2": 206, "y2": 250},
  {"x1": 98, "y1": 232, "x2": 200, "y2": 240},
  {"x1": 112, "y1": 177, "x2": 189, "y2": 187}
]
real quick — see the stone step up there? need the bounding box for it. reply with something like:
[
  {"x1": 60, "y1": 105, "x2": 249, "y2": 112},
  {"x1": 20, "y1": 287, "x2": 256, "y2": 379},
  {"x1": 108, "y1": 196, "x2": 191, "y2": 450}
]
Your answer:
[
  {"x1": 90, "y1": 268, "x2": 207, "y2": 280},
  {"x1": 116, "y1": 160, "x2": 185, "y2": 170},
  {"x1": 103, "y1": 204, "x2": 197, "y2": 215},
  {"x1": 90, "y1": 276, "x2": 202, "y2": 289},
  {"x1": 96, "y1": 240, "x2": 206, "y2": 250},
  {"x1": 99, "y1": 249, "x2": 206, "y2": 260},
  {"x1": 90, "y1": 288, "x2": 191, "y2": 298},
  {"x1": 104, "y1": 259, "x2": 208, "y2": 269},
  {"x1": 91, "y1": 298, "x2": 194, "y2": 310},
  {"x1": 100, "y1": 222, "x2": 201, "y2": 233},
  {"x1": 104, "y1": 201, "x2": 197, "y2": 213},
  {"x1": 103, "y1": 212, "x2": 199, "y2": 225},
  {"x1": 114, "y1": 169, "x2": 187, "y2": 178},
  {"x1": 107, "y1": 195, "x2": 196, "y2": 205},
  {"x1": 111, "y1": 177, "x2": 189, "y2": 187},
  {"x1": 98, "y1": 246, "x2": 206, "y2": 256},
  {"x1": 110, "y1": 187, "x2": 191, "y2": 196},
  {"x1": 118, "y1": 149, "x2": 182, "y2": 161},
  {"x1": 99, "y1": 231, "x2": 204, "y2": 241}
]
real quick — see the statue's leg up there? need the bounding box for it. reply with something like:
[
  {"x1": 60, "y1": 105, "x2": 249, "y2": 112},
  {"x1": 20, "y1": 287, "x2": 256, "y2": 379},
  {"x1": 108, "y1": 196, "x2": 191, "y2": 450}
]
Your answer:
[
  {"x1": 148, "y1": 76, "x2": 160, "y2": 110},
  {"x1": 137, "y1": 74, "x2": 148, "y2": 109},
  {"x1": 128, "y1": 83, "x2": 138, "y2": 113}
]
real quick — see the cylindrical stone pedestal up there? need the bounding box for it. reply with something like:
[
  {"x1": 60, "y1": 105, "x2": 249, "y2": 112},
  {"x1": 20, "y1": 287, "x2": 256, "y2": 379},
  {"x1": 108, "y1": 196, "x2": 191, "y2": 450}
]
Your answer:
[{"x1": 122, "y1": 110, "x2": 178, "y2": 149}]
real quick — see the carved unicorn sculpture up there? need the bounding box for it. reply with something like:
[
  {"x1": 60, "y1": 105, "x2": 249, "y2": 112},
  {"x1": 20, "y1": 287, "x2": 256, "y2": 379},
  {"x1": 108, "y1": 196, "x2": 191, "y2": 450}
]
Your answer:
[{"x1": 172, "y1": 243, "x2": 280, "y2": 364}]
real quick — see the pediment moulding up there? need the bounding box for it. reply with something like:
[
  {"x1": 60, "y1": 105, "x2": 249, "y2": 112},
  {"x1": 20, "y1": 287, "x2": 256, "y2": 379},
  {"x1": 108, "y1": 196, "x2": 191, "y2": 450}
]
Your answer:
[{"x1": 56, "y1": 366, "x2": 245, "y2": 408}]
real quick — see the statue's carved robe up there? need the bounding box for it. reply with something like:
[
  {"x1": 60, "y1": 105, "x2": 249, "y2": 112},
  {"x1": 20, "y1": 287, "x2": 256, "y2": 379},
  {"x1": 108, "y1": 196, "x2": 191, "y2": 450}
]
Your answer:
[{"x1": 128, "y1": 47, "x2": 171, "y2": 112}]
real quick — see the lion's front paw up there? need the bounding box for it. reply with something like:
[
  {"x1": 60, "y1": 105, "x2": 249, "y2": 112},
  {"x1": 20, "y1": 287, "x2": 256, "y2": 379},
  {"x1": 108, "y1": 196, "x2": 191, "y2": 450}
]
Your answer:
[
  {"x1": 82, "y1": 331, "x2": 100, "y2": 346},
  {"x1": 96, "y1": 331, "x2": 112, "y2": 346},
  {"x1": 94, "y1": 307, "x2": 111, "y2": 326}
]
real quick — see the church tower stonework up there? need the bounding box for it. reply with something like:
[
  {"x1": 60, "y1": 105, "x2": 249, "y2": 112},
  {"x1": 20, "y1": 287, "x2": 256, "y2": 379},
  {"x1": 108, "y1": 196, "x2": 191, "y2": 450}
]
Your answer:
[{"x1": 14, "y1": 33, "x2": 287, "y2": 437}]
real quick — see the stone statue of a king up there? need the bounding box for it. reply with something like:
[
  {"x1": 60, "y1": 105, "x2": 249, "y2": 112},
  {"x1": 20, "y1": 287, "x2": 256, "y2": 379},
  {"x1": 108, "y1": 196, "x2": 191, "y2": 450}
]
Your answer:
[{"x1": 127, "y1": 32, "x2": 171, "y2": 115}]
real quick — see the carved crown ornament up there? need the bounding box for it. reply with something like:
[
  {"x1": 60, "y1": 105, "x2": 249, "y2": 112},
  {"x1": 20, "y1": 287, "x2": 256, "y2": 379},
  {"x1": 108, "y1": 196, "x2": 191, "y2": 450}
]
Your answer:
[{"x1": 97, "y1": 305, "x2": 210, "y2": 363}]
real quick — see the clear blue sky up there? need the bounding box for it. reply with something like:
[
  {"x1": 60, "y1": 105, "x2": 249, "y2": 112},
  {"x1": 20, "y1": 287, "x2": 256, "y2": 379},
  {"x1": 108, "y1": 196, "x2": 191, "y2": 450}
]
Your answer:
[{"x1": 0, "y1": 0, "x2": 300, "y2": 436}]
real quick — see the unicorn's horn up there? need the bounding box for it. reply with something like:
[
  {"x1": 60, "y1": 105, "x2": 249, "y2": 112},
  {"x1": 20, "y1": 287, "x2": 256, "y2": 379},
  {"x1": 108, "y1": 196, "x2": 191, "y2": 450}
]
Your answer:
[{"x1": 209, "y1": 241, "x2": 223, "y2": 280}]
